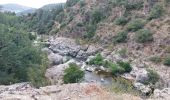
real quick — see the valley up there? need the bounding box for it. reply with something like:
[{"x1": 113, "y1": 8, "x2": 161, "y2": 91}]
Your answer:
[{"x1": 0, "y1": 0, "x2": 170, "y2": 100}]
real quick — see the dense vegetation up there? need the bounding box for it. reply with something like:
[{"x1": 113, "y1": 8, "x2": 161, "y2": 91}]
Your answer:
[
  {"x1": 0, "y1": 12, "x2": 49, "y2": 87},
  {"x1": 88, "y1": 54, "x2": 132, "y2": 75},
  {"x1": 22, "y1": 3, "x2": 64, "y2": 35},
  {"x1": 63, "y1": 63, "x2": 85, "y2": 83}
]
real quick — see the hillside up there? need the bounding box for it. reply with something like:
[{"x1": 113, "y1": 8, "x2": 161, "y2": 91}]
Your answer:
[{"x1": 0, "y1": 0, "x2": 170, "y2": 100}]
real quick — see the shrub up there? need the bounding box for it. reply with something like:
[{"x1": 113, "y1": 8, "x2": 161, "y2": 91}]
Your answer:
[
  {"x1": 114, "y1": 17, "x2": 128, "y2": 25},
  {"x1": 149, "y1": 56, "x2": 162, "y2": 63},
  {"x1": 148, "y1": 4, "x2": 164, "y2": 20},
  {"x1": 91, "y1": 9, "x2": 105, "y2": 25},
  {"x1": 79, "y1": 0, "x2": 86, "y2": 7},
  {"x1": 63, "y1": 63, "x2": 85, "y2": 84},
  {"x1": 84, "y1": 24, "x2": 96, "y2": 38},
  {"x1": 113, "y1": 31, "x2": 128, "y2": 43},
  {"x1": 117, "y1": 61, "x2": 132, "y2": 73},
  {"x1": 109, "y1": 63, "x2": 125, "y2": 75},
  {"x1": 127, "y1": 19, "x2": 146, "y2": 32},
  {"x1": 89, "y1": 53, "x2": 104, "y2": 66},
  {"x1": 125, "y1": 1, "x2": 144, "y2": 10},
  {"x1": 144, "y1": 69, "x2": 160, "y2": 85},
  {"x1": 135, "y1": 29, "x2": 153, "y2": 43},
  {"x1": 163, "y1": 56, "x2": 170, "y2": 66}
]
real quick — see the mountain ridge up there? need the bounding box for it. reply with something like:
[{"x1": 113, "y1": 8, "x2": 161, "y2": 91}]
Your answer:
[{"x1": 0, "y1": 3, "x2": 35, "y2": 13}]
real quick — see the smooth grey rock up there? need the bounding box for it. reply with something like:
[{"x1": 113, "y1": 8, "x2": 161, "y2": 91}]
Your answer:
[{"x1": 48, "y1": 53, "x2": 63, "y2": 65}]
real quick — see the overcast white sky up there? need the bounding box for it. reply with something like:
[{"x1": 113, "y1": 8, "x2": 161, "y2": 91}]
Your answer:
[{"x1": 0, "y1": 0, "x2": 67, "y2": 8}]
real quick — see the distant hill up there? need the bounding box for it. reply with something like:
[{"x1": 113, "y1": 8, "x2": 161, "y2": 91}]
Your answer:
[
  {"x1": 17, "y1": 8, "x2": 36, "y2": 15},
  {"x1": 1, "y1": 3, "x2": 35, "y2": 13}
]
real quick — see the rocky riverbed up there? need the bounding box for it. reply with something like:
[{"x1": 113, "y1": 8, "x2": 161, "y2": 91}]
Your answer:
[{"x1": 0, "y1": 37, "x2": 170, "y2": 100}]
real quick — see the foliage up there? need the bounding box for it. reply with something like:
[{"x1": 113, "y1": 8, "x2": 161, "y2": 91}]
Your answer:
[
  {"x1": 114, "y1": 17, "x2": 128, "y2": 25},
  {"x1": 63, "y1": 63, "x2": 85, "y2": 84},
  {"x1": 89, "y1": 53, "x2": 104, "y2": 66},
  {"x1": 22, "y1": 4, "x2": 64, "y2": 34},
  {"x1": 84, "y1": 24, "x2": 96, "y2": 38},
  {"x1": 109, "y1": 63, "x2": 125, "y2": 75},
  {"x1": 111, "y1": 0, "x2": 143, "y2": 10},
  {"x1": 117, "y1": 61, "x2": 132, "y2": 73},
  {"x1": 79, "y1": 0, "x2": 86, "y2": 7},
  {"x1": 163, "y1": 56, "x2": 170, "y2": 66},
  {"x1": 113, "y1": 31, "x2": 128, "y2": 43},
  {"x1": 135, "y1": 29, "x2": 153, "y2": 43},
  {"x1": 144, "y1": 69, "x2": 160, "y2": 85},
  {"x1": 91, "y1": 9, "x2": 105, "y2": 25},
  {"x1": 148, "y1": 4, "x2": 164, "y2": 20},
  {"x1": 88, "y1": 53, "x2": 132, "y2": 75},
  {"x1": 0, "y1": 12, "x2": 49, "y2": 87},
  {"x1": 66, "y1": 0, "x2": 80, "y2": 7},
  {"x1": 127, "y1": 19, "x2": 146, "y2": 32}
]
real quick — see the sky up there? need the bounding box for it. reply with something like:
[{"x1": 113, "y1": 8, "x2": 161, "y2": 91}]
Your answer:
[{"x1": 0, "y1": 0, "x2": 67, "y2": 8}]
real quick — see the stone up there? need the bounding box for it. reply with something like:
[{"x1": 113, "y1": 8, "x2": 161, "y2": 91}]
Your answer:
[
  {"x1": 133, "y1": 82, "x2": 151, "y2": 95},
  {"x1": 48, "y1": 53, "x2": 63, "y2": 65},
  {"x1": 45, "y1": 59, "x2": 76, "y2": 85},
  {"x1": 135, "y1": 69, "x2": 149, "y2": 83}
]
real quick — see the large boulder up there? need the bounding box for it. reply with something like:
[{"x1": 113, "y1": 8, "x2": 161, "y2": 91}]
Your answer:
[
  {"x1": 135, "y1": 69, "x2": 149, "y2": 83},
  {"x1": 153, "y1": 88, "x2": 170, "y2": 100},
  {"x1": 48, "y1": 53, "x2": 63, "y2": 65},
  {"x1": 49, "y1": 37, "x2": 81, "y2": 57},
  {"x1": 45, "y1": 59, "x2": 76, "y2": 85},
  {"x1": 133, "y1": 82, "x2": 152, "y2": 95},
  {"x1": 130, "y1": 67, "x2": 149, "y2": 83}
]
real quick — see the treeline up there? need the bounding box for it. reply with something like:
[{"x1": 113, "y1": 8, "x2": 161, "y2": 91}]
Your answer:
[
  {"x1": 0, "y1": 12, "x2": 49, "y2": 87},
  {"x1": 22, "y1": 3, "x2": 64, "y2": 35}
]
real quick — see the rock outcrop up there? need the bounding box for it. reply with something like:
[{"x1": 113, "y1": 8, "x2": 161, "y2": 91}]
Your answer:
[{"x1": 0, "y1": 83, "x2": 142, "y2": 100}]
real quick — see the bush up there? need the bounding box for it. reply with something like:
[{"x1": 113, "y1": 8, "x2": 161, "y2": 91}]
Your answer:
[
  {"x1": 109, "y1": 63, "x2": 125, "y2": 75},
  {"x1": 148, "y1": 4, "x2": 164, "y2": 20},
  {"x1": 89, "y1": 53, "x2": 104, "y2": 66},
  {"x1": 84, "y1": 24, "x2": 96, "y2": 38},
  {"x1": 63, "y1": 63, "x2": 85, "y2": 84},
  {"x1": 163, "y1": 56, "x2": 170, "y2": 66},
  {"x1": 127, "y1": 19, "x2": 146, "y2": 32},
  {"x1": 106, "y1": 61, "x2": 132, "y2": 75},
  {"x1": 79, "y1": 0, "x2": 86, "y2": 7},
  {"x1": 113, "y1": 31, "x2": 128, "y2": 43},
  {"x1": 117, "y1": 61, "x2": 132, "y2": 73},
  {"x1": 144, "y1": 69, "x2": 159, "y2": 85},
  {"x1": 111, "y1": 0, "x2": 143, "y2": 10},
  {"x1": 91, "y1": 9, "x2": 105, "y2": 25},
  {"x1": 135, "y1": 29, "x2": 153, "y2": 43},
  {"x1": 114, "y1": 17, "x2": 128, "y2": 25},
  {"x1": 125, "y1": 1, "x2": 144, "y2": 10}
]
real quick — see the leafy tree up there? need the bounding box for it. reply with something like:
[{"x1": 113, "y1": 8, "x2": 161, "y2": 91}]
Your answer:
[
  {"x1": 113, "y1": 31, "x2": 128, "y2": 43},
  {"x1": 0, "y1": 12, "x2": 49, "y2": 87}
]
